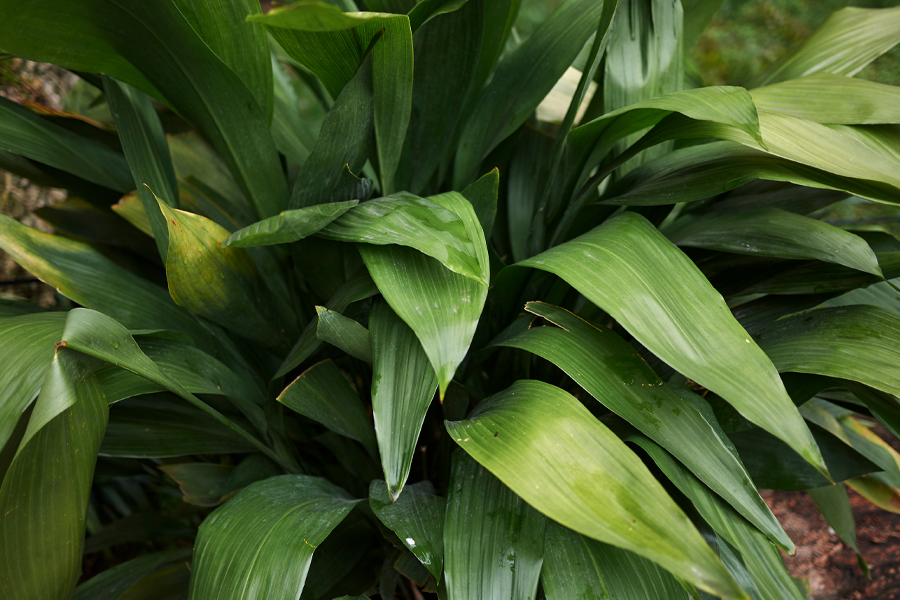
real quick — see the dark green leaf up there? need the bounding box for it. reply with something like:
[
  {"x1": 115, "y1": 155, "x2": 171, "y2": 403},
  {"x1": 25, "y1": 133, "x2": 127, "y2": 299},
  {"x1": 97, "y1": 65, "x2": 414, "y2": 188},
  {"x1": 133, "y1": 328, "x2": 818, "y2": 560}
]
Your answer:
[
  {"x1": 807, "y1": 484, "x2": 868, "y2": 575},
  {"x1": 370, "y1": 301, "x2": 437, "y2": 498},
  {"x1": 278, "y1": 359, "x2": 376, "y2": 450},
  {"x1": 519, "y1": 212, "x2": 827, "y2": 476},
  {"x1": 370, "y1": 480, "x2": 445, "y2": 581},
  {"x1": 103, "y1": 76, "x2": 178, "y2": 260},
  {"x1": 188, "y1": 475, "x2": 360, "y2": 600},
  {"x1": 361, "y1": 193, "x2": 488, "y2": 397},
  {"x1": 443, "y1": 453, "x2": 546, "y2": 600},
  {"x1": 160, "y1": 455, "x2": 282, "y2": 506},
  {"x1": 0, "y1": 348, "x2": 108, "y2": 600},
  {"x1": 222, "y1": 200, "x2": 359, "y2": 248},
  {"x1": 454, "y1": 0, "x2": 617, "y2": 186},
  {"x1": 665, "y1": 208, "x2": 882, "y2": 275},
  {"x1": 541, "y1": 520, "x2": 690, "y2": 600},
  {"x1": 446, "y1": 380, "x2": 745, "y2": 599},
  {"x1": 0, "y1": 312, "x2": 66, "y2": 449},
  {"x1": 73, "y1": 549, "x2": 193, "y2": 600},
  {"x1": 756, "y1": 305, "x2": 900, "y2": 398},
  {"x1": 315, "y1": 307, "x2": 373, "y2": 363}
]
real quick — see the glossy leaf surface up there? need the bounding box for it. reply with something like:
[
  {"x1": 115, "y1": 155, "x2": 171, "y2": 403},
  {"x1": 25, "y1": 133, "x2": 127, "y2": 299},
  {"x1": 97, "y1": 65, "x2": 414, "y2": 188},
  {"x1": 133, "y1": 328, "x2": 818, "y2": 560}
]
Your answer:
[
  {"x1": 370, "y1": 301, "x2": 437, "y2": 499},
  {"x1": 189, "y1": 475, "x2": 360, "y2": 600},
  {"x1": 494, "y1": 301, "x2": 790, "y2": 551},
  {"x1": 278, "y1": 359, "x2": 376, "y2": 450},
  {"x1": 443, "y1": 453, "x2": 546, "y2": 600},
  {"x1": 446, "y1": 380, "x2": 746, "y2": 599},
  {"x1": 222, "y1": 201, "x2": 359, "y2": 248},
  {"x1": 369, "y1": 480, "x2": 445, "y2": 580},
  {"x1": 520, "y1": 212, "x2": 826, "y2": 476},
  {"x1": 315, "y1": 307, "x2": 373, "y2": 363}
]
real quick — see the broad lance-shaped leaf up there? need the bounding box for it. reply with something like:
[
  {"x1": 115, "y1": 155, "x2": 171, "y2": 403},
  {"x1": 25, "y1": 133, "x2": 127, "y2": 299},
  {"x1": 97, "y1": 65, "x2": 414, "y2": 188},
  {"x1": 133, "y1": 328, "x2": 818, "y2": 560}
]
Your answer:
[
  {"x1": 751, "y1": 6, "x2": 900, "y2": 87},
  {"x1": 277, "y1": 359, "x2": 377, "y2": 451},
  {"x1": 807, "y1": 484, "x2": 869, "y2": 576},
  {"x1": 361, "y1": 192, "x2": 489, "y2": 397},
  {"x1": 369, "y1": 480, "x2": 445, "y2": 581},
  {"x1": 252, "y1": 3, "x2": 413, "y2": 193},
  {"x1": 756, "y1": 305, "x2": 900, "y2": 398},
  {"x1": 443, "y1": 453, "x2": 546, "y2": 600},
  {"x1": 664, "y1": 208, "x2": 882, "y2": 276},
  {"x1": 518, "y1": 212, "x2": 828, "y2": 477},
  {"x1": 0, "y1": 96, "x2": 132, "y2": 192},
  {"x1": 319, "y1": 193, "x2": 487, "y2": 284},
  {"x1": 0, "y1": 312, "x2": 66, "y2": 450},
  {"x1": 171, "y1": 0, "x2": 272, "y2": 121},
  {"x1": 0, "y1": 347, "x2": 108, "y2": 600},
  {"x1": 0, "y1": 0, "x2": 287, "y2": 218},
  {"x1": 492, "y1": 301, "x2": 791, "y2": 552},
  {"x1": 315, "y1": 307, "x2": 373, "y2": 363},
  {"x1": 750, "y1": 74, "x2": 900, "y2": 125},
  {"x1": 446, "y1": 380, "x2": 747, "y2": 599},
  {"x1": 275, "y1": 271, "x2": 380, "y2": 378},
  {"x1": 159, "y1": 455, "x2": 281, "y2": 507},
  {"x1": 56, "y1": 308, "x2": 293, "y2": 471},
  {"x1": 72, "y1": 548, "x2": 193, "y2": 600},
  {"x1": 541, "y1": 521, "x2": 691, "y2": 600},
  {"x1": 631, "y1": 436, "x2": 803, "y2": 600},
  {"x1": 453, "y1": 0, "x2": 618, "y2": 187},
  {"x1": 603, "y1": 0, "x2": 683, "y2": 174},
  {"x1": 370, "y1": 301, "x2": 438, "y2": 499},
  {"x1": 188, "y1": 475, "x2": 360, "y2": 600},
  {"x1": 222, "y1": 200, "x2": 359, "y2": 248},
  {"x1": 0, "y1": 215, "x2": 215, "y2": 352},
  {"x1": 158, "y1": 199, "x2": 298, "y2": 349},
  {"x1": 103, "y1": 76, "x2": 179, "y2": 261}
]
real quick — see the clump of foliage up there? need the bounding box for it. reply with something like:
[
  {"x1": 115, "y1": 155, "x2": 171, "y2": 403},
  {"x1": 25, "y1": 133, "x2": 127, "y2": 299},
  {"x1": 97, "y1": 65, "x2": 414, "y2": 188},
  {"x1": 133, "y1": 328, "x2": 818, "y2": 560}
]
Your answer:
[{"x1": 1, "y1": 1, "x2": 900, "y2": 599}]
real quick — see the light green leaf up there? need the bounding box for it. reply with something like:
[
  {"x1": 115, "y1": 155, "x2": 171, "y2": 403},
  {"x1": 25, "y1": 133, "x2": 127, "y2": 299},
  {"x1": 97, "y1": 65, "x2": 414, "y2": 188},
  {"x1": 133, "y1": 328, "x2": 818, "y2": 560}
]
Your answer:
[
  {"x1": 254, "y1": 3, "x2": 413, "y2": 193},
  {"x1": 446, "y1": 380, "x2": 746, "y2": 599},
  {"x1": 103, "y1": 76, "x2": 179, "y2": 260},
  {"x1": 188, "y1": 475, "x2": 360, "y2": 600},
  {"x1": 370, "y1": 301, "x2": 437, "y2": 499},
  {"x1": 756, "y1": 305, "x2": 900, "y2": 398},
  {"x1": 278, "y1": 359, "x2": 376, "y2": 450},
  {"x1": 519, "y1": 212, "x2": 827, "y2": 477},
  {"x1": 361, "y1": 191, "x2": 488, "y2": 397},
  {"x1": 0, "y1": 96, "x2": 132, "y2": 192},
  {"x1": 315, "y1": 307, "x2": 373, "y2": 363},
  {"x1": 0, "y1": 312, "x2": 66, "y2": 450},
  {"x1": 493, "y1": 301, "x2": 791, "y2": 552},
  {"x1": 443, "y1": 452, "x2": 546, "y2": 600},
  {"x1": 631, "y1": 436, "x2": 803, "y2": 600},
  {"x1": 275, "y1": 271, "x2": 379, "y2": 378},
  {"x1": 541, "y1": 520, "x2": 690, "y2": 600},
  {"x1": 664, "y1": 208, "x2": 882, "y2": 275},
  {"x1": 172, "y1": 0, "x2": 272, "y2": 121},
  {"x1": 321, "y1": 192, "x2": 487, "y2": 283},
  {"x1": 0, "y1": 347, "x2": 108, "y2": 600},
  {"x1": 751, "y1": 74, "x2": 900, "y2": 125},
  {"x1": 824, "y1": 277, "x2": 900, "y2": 315},
  {"x1": 751, "y1": 6, "x2": 900, "y2": 87},
  {"x1": 223, "y1": 200, "x2": 359, "y2": 248},
  {"x1": 369, "y1": 480, "x2": 445, "y2": 580},
  {"x1": 0, "y1": 215, "x2": 213, "y2": 348},
  {"x1": 159, "y1": 200, "x2": 297, "y2": 348},
  {"x1": 0, "y1": 0, "x2": 288, "y2": 218},
  {"x1": 601, "y1": 141, "x2": 900, "y2": 207},
  {"x1": 807, "y1": 484, "x2": 868, "y2": 576},
  {"x1": 454, "y1": 0, "x2": 616, "y2": 187}
]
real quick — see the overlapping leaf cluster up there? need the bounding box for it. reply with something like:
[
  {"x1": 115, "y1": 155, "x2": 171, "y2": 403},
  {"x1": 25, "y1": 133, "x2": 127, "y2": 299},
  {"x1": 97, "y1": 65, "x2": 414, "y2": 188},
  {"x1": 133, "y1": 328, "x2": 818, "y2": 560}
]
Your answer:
[{"x1": 1, "y1": 0, "x2": 900, "y2": 599}]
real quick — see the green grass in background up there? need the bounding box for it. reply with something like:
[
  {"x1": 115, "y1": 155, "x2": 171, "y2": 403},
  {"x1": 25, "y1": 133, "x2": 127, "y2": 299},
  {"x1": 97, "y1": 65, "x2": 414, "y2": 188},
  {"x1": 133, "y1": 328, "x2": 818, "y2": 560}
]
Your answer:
[{"x1": 694, "y1": 0, "x2": 900, "y2": 86}]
